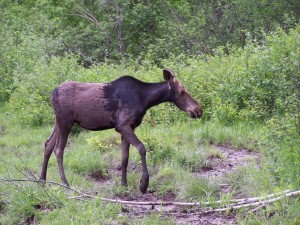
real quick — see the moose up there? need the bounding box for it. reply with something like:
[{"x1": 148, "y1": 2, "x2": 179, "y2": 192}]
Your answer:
[{"x1": 40, "y1": 69, "x2": 202, "y2": 193}]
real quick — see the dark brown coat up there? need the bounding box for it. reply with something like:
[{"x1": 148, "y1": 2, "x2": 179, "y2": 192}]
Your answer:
[{"x1": 40, "y1": 69, "x2": 202, "y2": 193}]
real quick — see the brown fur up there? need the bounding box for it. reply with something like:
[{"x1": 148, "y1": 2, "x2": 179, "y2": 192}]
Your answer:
[{"x1": 40, "y1": 69, "x2": 202, "y2": 193}]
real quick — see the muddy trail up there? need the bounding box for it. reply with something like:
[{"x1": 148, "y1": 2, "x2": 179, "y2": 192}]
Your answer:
[{"x1": 97, "y1": 146, "x2": 260, "y2": 225}]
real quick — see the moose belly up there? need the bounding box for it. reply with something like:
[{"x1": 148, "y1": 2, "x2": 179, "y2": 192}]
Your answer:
[{"x1": 72, "y1": 98, "x2": 116, "y2": 131}]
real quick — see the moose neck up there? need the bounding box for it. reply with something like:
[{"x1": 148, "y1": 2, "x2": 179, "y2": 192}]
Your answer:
[{"x1": 143, "y1": 82, "x2": 170, "y2": 110}]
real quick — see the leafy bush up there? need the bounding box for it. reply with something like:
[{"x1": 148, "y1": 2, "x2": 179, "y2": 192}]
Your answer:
[
  {"x1": 261, "y1": 112, "x2": 300, "y2": 188},
  {"x1": 6, "y1": 25, "x2": 300, "y2": 130},
  {"x1": 9, "y1": 56, "x2": 81, "y2": 125}
]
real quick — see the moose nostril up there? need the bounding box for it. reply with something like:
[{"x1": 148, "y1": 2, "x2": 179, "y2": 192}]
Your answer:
[{"x1": 196, "y1": 107, "x2": 203, "y2": 117}]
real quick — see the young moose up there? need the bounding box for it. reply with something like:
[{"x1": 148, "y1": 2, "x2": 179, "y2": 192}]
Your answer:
[{"x1": 40, "y1": 69, "x2": 202, "y2": 193}]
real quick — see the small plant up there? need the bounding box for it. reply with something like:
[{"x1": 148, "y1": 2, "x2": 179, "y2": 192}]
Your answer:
[
  {"x1": 149, "y1": 163, "x2": 179, "y2": 196},
  {"x1": 177, "y1": 176, "x2": 219, "y2": 201},
  {"x1": 86, "y1": 133, "x2": 120, "y2": 153},
  {"x1": 174, "y1": 147, "x2": 206, "y2": 172},
  {"x1": 65, "y1": 146, "x2": 109, "y2": 179}
]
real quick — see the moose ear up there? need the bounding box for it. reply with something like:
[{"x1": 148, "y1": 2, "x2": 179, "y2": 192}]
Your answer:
[{"x1": 163, "y1": 69, "x2": 175, "y2": 81}]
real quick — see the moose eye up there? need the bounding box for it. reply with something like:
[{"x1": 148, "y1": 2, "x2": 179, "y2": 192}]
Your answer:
[{"x1": 180, "y1": 89, "x2": 186, "y2": 95}]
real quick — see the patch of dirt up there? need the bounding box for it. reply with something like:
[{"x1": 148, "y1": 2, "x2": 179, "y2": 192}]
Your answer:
[
  {"x1": 87, "y1": 170, "x2": 110, "y2": 183},
  {"x1": 176, "y1": 212, "x2": 237, "y2": 225},
  {"x1": 198, "y1": 146, "x2": 260, "y2": 196},
  {"x1": 96, "y1": 146, "x2": 260, "y2": 224},
  {"x1": 26, "y1": 214, "x2": 37, "y2": 225},
  {"x1": 200, "y1": 146, "x2": 259, "y2": 180}
]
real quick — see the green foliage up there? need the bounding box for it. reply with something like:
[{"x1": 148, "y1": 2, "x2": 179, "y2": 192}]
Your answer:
[
  {"x1": 242, "y1": 199, "x2": 300, "y2": 225},
  {"x1": 175, "y1": 147, "x2": 207, "y2": 172},
  {"x1": 1, "y1": 1, "x2": 300, "y2": 223},
  {"x1": 40, "y1": 197, "x2": 122, "y2": 225},
  {"x1": 150, "y1": 163, "x2": 178, "y2": 196},
  {"x1": 261, "y1": 112, "x2": 300, "y2": 188},
  {"x1": 9, "y1": 24, "x2": 300, "y2": 127},
  {"x1": 65, "y1": 147, "x2": 109, "y2": 178},
  {"x1": 134, "y1": 214, "x2": 176, "y2": 225},
  {"x1": 0, "y1": 185, "x2": 62, "y2": 225},
  {"x1": 8, "y1": 56, "x2": 81, "y2": 125},
  {"x1": 142, "y1": 134, "x2": 174, "y2": 165},
  {"x1": 177, "y1": 176, "x2": 219, "y2": 201},
  {"x1": 1, "y1": 0, "x2": 300, "y2": 103},
  {"x1": 86, "y1": 133, "x2": 121, "y2": 153}
]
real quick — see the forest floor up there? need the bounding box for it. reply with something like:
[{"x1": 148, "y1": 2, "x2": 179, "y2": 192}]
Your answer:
[{"x1": 93, "y1": 146, "x2": 259, "y2": 225}]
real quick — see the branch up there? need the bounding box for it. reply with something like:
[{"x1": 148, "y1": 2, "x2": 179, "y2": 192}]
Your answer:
[
  {"x1": 116, "y1": 190, "x2": 300, "y2": 216},
  {"x1": 99, "y1": 190, "x2": 296, "y2": 207},
  {"x1": 0, "y1": 178, "x2": 92, "y2": 198},
  {"x1": 67, "y1": 1, "x2": 104, "y2": 31},
  {"x1": 2, "y1": 177, "x2": 299, "y2": 216}
]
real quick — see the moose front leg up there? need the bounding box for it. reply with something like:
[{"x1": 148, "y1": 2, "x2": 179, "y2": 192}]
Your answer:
[
  {"x1": 116, "y1": 126, "x2": 149, "y2": 194},
  {"x1": 136, "y1": 142, "x2": 149, "y2": 194},
  {"x1": 121, "y1": 135, "x2": 130, "y2": 186}
]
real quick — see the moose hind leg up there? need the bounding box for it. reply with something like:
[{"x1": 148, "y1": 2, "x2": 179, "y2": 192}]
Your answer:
[
  {"x1": 54, "y1": 129, "x2": 71, "y2": 186},
  {"x1": 40, "y1": 127, "x2": 58, "y2": 182},
  {"x1": 121, "y1": 135, "x2": 130, "y2": 186}
]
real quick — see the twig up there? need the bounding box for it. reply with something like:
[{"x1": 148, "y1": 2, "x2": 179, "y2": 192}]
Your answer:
[
  {"x1": 11, "y1": 151, "x2": 62, "y2": 204},
  {"x1": 0, "y1": 178, "x2": 92, "y2": 197},
  {"x1": 0, "y1": 192, "x2": 10, "y2": 197},
  {"x1": 0, "y1": 158, "x2": 31, "y2": 179},
  {"x1": 123, "y1": 189, "x2": 300, "y2": 217},
  {"x1": 244, "y1": 204, "x2": 265, "y2": 215}
]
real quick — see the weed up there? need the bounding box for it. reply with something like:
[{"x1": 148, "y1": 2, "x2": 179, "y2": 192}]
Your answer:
[
  {"x1": 39, "y1": 197, "x2": 123, "y2": 225},
  {"x1": 149, "y1": 163, "x2": 180, "y2": 196},
  {"x1": 177, "y1": 175, "x2": 219, "y2": 201},
  {"x1": 174, "y1": 146, "x2": 206, "y2": 172},
  {"x1": 65, "y1": 146, "x2": 109, "y2": 178}
]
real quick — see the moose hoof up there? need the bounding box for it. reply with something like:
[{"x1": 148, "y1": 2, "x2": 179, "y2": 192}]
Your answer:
[
  {"x1": 39, "y1": 179, "x2": 46, "y2": 186},
  {"x1": 139, "y1": 176, "x2": 149, "y2": 194}
]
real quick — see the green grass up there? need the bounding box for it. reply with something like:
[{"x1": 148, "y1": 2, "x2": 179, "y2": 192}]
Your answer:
[{"x1": 0, "y1": 106, "x2": 299, "y2": 224}]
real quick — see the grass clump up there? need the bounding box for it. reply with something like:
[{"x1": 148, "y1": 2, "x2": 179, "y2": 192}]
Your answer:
[
  {"x1": 174, "y1": 146, "x2": 207, "y2": 172},
  {"x1": 177, "y1": 176, "x2": 219, "y2": 202},
  {"x1": 196, "y1": 122, "x2": 259, "y2": 150},
  {"x1": 149, "y1": 163, "x2": 180, "y2": 196},
  {"x1": 65, "y1": 146, "x2": 109, "y2": 179},
  {"x1": 39, "y1": 197, "x2": 123, "y2": 225}
]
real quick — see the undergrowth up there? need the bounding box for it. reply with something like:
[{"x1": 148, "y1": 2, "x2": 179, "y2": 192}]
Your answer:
[
  {"x1": 1, "y1": 25, "x2": 300, "y2": 223},
  {"x1": 1, "y1": 102, "x2": 300, "y2": 224}
]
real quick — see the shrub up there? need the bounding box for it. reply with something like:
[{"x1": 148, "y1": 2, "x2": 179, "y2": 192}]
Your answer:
[
  {"x1": 7, "y1": 25, "x2": 300, "y2": 128},
  {"x1": 9, "y1": 56, "x2": 81, "y2": 125},
  {"x1": 261, "y1": 112, "x2": 300, "y2": 188}
]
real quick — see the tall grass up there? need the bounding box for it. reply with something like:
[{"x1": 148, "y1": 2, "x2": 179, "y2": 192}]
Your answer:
[{"x1": 1, "y1": 25, "x2": 300, "y2": 222}]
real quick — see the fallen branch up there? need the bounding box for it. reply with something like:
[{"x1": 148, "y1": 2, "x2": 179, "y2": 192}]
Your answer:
[
  {"x1": 2, "y1": 178, "x2": 300, "y2": 215},
  {"x1": 119, "y1": 190, "x2": 300, "y2": 216},
  {"x1": 0, "y1": 178, "x2": 92, "y2": 198},
  {"x1": 100, "y1": 190, "x2": 298, "y2": 207}
]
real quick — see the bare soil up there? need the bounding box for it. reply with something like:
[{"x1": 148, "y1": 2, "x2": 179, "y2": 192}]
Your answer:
[
  {"x1": 199, "y1": 146, "x2": 260, "y2": 195},
  {"x1": 200, "y1": 146, "x2": 259, "y2": 180}
]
